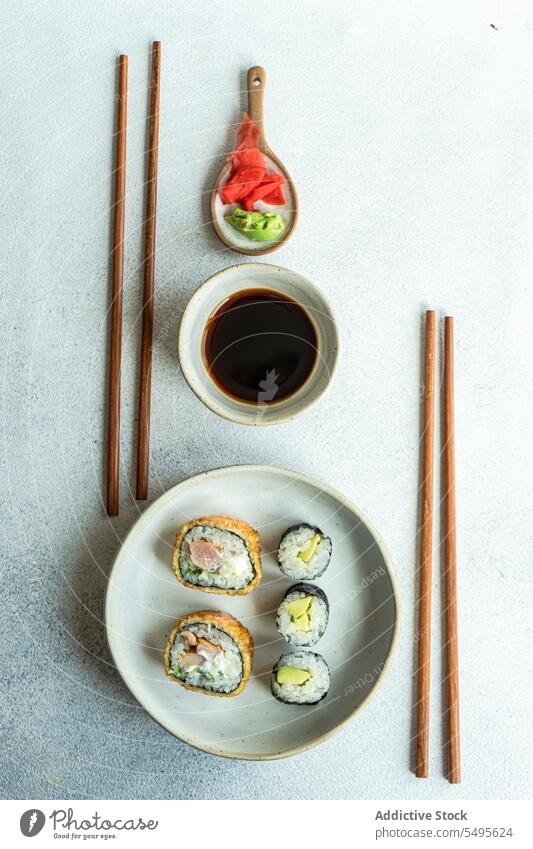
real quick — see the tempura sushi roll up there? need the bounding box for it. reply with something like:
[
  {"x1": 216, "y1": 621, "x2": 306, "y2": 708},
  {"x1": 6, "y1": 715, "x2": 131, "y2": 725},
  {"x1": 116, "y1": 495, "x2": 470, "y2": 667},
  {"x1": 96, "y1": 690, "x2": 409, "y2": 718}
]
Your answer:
[
  {"x1": 271, "y1": 651, "x2": 330, "y2": 705},
  {"x1": 164, "y1": 610, "x2": 253, "y2": 697},
  {"x1": 276, "y1": 582, "x2": 329, "y2": 647},
  {"x1": 172, "y1": 515, "x2": 261, "y2": 595},
  {"x1": 277, "y1": 523, "x2": 332, "y2": 580}
]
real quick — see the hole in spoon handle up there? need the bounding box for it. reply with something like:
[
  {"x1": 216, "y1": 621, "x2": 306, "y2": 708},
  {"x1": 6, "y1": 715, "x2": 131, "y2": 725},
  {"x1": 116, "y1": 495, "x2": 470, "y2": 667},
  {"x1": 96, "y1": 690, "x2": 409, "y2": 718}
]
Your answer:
[{"x1": 247, "y1": 66, "x2": 266, "y2": 135}]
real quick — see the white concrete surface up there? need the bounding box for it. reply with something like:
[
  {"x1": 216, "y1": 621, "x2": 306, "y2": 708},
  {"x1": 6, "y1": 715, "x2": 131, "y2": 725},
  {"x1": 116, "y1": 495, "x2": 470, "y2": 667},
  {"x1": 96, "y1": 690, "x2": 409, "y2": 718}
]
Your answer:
[{"x1": 1, "y1": 0, "x2": 532, "y2": 799}]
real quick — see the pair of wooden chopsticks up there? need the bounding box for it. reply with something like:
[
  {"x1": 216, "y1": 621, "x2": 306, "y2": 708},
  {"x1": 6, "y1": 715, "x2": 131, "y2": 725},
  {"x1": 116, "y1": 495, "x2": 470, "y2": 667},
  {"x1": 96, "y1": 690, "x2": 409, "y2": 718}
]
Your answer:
[
  {"x1": 415, "y1": 311, "x2": 461, "y2": 783},
  {"x1": 107, "y1": 43, "x2": 161, "y2": 516}
]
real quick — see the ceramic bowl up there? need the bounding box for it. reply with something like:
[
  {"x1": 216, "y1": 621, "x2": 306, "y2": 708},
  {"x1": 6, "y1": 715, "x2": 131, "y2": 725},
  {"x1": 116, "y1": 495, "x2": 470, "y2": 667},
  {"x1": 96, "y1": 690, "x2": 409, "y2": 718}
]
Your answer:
[{"x1": 178, "y1": 263, "x2": 340, "y2": 426}]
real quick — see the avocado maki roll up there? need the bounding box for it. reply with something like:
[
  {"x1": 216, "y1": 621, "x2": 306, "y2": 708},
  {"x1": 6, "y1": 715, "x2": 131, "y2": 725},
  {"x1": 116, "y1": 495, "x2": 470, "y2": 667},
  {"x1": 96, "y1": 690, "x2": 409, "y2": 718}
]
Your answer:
[
  {"x1": 164, "y1": 610, "x2": 253, "y2": 697},
  {"x1": 277, "y1": 523, "x2": 332, "y2": 580},
  {"x1": 172, "y1": 515, "x2": 262, "y2": 595},
  {"x1": 271, "y1": 651, "x2": 330, "y2": 704},
  {"x1": 276, "y1": 582, "x2": 329, "y2": 647}
]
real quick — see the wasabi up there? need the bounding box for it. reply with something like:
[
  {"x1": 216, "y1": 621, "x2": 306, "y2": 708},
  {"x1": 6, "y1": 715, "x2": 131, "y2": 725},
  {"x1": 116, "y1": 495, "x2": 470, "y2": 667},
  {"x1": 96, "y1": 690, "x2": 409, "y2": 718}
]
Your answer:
[{"x1": 225, "y1": 207, "x2": 285, "y2": 242}]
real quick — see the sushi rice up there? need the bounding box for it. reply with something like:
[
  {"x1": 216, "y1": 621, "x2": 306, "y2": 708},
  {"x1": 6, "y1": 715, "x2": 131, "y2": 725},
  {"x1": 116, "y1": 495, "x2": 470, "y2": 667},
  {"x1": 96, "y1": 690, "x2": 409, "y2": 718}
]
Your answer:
[
  {"x1": 170, "y1": 622, "x2": 243, "y2": 694},
  {"x1": 277, "y1": 524, "x2": 332, "y2": 580},
  {"x1": 272, "y1": 651, "x2": 330, "y2": 704}
]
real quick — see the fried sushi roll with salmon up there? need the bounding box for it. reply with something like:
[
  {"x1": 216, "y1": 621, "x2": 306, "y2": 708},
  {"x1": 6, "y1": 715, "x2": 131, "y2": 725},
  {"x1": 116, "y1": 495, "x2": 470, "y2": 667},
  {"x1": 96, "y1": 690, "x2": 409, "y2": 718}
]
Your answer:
[
  {"x1": 172, "y1": 515, "x2": 262, "y2": 595},
  {"x1": 164, "y1": 610, "x2": 253, "y2": 697}
]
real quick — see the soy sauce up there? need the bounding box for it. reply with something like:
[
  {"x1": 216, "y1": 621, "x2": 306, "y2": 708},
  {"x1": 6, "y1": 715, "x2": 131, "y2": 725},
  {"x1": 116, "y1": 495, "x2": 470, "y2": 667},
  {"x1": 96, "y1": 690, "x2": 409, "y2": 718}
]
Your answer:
[{"x1": 202, "y1": 288, "x2": 318, "y2": 405}]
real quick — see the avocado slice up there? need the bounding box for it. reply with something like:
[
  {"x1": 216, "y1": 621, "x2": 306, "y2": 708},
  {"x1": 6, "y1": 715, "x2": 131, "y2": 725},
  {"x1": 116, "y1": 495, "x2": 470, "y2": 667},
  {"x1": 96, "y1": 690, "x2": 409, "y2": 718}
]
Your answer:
[
  {"x1": 298, "y1": 533, "x2": 321, "y2": 563},
  {"x1": 293, "y1": 612, "x2": 312, "y2": 632},
  {"x1": 276, "y1": 666, "x2": 311, "y2": 686},
  {"x1": 285, "y1": 596, "x2": 312, "y2": 619}
]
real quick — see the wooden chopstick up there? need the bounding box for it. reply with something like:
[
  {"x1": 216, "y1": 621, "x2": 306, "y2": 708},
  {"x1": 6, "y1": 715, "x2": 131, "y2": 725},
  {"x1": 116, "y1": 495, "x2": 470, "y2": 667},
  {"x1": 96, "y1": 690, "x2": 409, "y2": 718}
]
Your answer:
[
  {"x1": 443, "y1": 315, "x2": 461, "y2": 783},
  {"x1": 107, "y1": 54, "x2": 128, "y2": 517},
  {"x1": 415, "y1": 309, "x2": 436, "y2": 778},
  {"x1": 136, "y1": 41, "x2": 161, "y2": 501}
]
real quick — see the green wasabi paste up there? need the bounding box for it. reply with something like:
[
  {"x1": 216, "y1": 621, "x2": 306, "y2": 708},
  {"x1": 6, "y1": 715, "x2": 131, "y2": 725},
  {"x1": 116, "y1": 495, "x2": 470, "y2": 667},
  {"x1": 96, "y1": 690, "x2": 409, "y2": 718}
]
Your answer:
[{"x1": 225, "y1": 207, "x2": 285, "y2": 242}]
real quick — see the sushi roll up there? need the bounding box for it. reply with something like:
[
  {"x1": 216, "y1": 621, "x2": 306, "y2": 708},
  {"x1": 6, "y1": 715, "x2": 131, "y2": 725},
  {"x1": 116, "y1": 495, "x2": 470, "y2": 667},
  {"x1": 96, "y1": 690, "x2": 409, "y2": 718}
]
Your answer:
[
  {"x1": 277, "y1": 523, "x2": 332, "y2": 580},
  {"x1": 276, "y1": 582, "x2": 329, "y2": 647},
  {"x1": 271, "y1": 651, "x2": 330, "y2": 705},
  {"x1": 164, "y1": 610, "x2": 253, "y2": 697},
  {"x1": 172, "y1": 515, "x2": 262, "y2": 595}
]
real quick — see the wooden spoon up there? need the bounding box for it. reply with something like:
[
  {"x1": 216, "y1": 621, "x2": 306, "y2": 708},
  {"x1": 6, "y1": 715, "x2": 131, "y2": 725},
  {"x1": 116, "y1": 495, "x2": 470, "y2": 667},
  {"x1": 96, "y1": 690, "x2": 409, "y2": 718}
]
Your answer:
[{"x1": 210, "y1": 66, "x2": 299, "y2": 256}]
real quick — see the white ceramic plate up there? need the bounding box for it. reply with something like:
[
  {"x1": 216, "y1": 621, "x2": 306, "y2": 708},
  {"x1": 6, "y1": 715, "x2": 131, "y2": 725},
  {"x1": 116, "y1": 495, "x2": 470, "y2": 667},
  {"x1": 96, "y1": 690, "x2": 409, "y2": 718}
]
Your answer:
[{"x1": 105, "y1": 465, "x2": 400, "y2": 760}]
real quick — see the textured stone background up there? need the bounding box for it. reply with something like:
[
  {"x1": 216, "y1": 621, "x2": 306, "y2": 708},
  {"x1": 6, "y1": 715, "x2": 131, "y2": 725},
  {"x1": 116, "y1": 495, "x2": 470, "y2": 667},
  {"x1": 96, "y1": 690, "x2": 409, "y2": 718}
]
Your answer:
[{"x1": 1, "y1": 0, "x2": 531, "y2": 800}]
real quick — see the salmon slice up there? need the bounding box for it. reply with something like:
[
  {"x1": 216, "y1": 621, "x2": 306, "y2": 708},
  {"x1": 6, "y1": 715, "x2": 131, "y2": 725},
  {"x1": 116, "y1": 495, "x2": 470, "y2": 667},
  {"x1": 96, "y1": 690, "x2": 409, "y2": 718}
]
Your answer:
[
  {"x1": 180, "y1": 630, "x2": 198, "y2": 647},
  {"x1": 189, "y1": 540, "x2": 224, "y2": 572},
  {"x1": 197, "y1": 637, "x2": 223, "y2": 662},
  {"x1": 181, "y1": 652, "x2": 205, "y2": 669}
]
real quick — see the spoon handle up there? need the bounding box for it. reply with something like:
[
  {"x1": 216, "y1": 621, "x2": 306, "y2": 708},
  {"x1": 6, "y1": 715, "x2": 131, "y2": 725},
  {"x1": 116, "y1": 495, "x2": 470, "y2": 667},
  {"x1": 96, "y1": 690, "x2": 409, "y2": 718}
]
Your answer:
[{"x1": 247, "y1": 66, "x2": 268, "y2": 151}]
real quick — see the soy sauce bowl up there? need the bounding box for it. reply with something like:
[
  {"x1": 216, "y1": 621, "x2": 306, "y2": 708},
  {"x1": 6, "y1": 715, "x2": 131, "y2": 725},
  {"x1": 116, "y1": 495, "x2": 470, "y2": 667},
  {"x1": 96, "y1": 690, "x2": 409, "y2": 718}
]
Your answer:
[{"x1": 178, "y1": 263, "x2": 340, "y2": 426}]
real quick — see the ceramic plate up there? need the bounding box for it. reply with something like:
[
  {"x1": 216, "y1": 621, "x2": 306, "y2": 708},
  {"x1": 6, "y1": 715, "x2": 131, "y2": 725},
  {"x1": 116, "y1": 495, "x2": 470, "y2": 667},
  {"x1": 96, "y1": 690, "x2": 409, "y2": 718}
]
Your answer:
[{"x1": 105, "y1": 465, "x2": 400, "y2": 759}]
